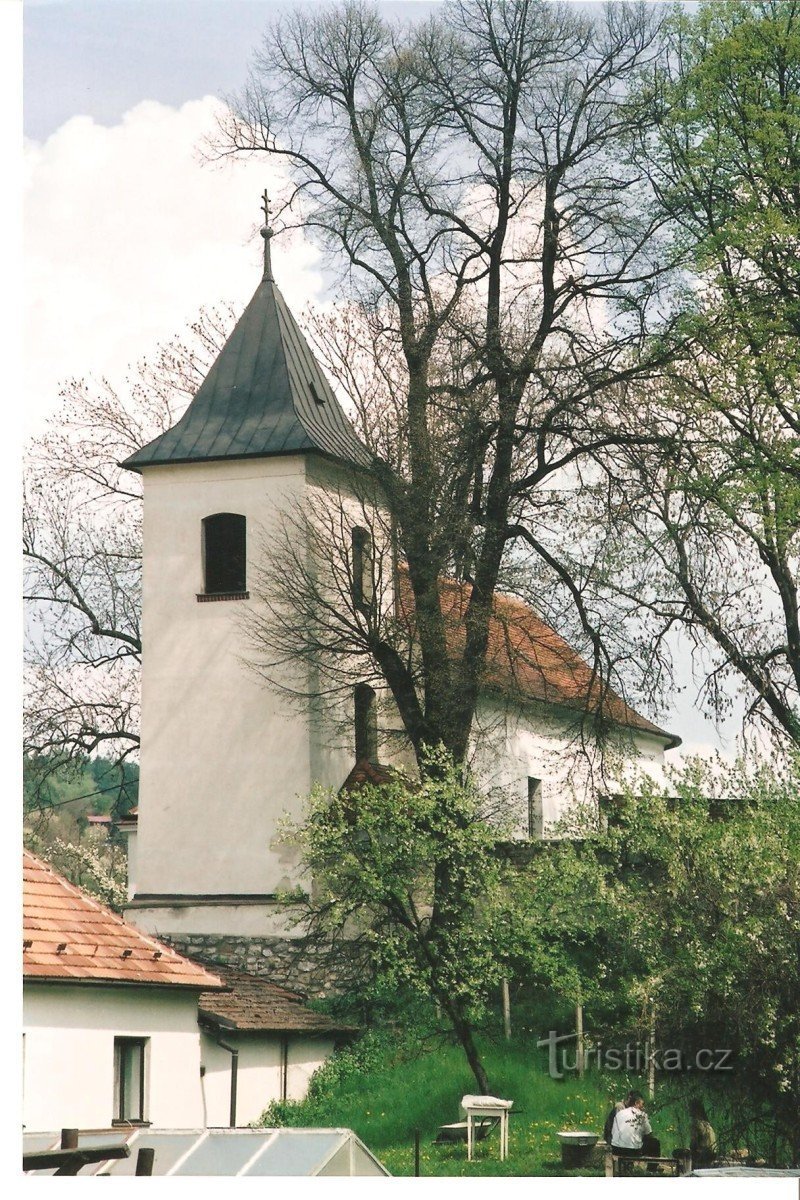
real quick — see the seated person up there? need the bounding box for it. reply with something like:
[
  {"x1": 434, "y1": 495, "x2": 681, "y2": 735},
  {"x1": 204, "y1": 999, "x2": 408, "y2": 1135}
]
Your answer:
[
  {"x1": 689, "y1": 1099, "x2": 717, "y2": 1166},
  {"x1": 610, "y1": 1091, "x2": 661, "y2": 1170}
]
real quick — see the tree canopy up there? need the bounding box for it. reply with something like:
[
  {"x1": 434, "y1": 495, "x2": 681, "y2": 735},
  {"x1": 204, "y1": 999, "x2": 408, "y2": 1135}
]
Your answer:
[{"x1": 583, "y1": 0, "x2": 800, "y2": 745}]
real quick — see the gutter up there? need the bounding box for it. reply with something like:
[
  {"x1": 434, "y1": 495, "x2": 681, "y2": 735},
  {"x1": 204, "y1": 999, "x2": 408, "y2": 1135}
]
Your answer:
[{"x1": 200, "y1": 1017, "x2": 240, "y2": 1127}]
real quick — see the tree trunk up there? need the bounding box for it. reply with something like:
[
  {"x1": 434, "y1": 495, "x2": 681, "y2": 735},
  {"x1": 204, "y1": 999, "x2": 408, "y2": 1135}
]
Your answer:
[{"x1": 441, "y1": 993, "x2": 490, "y2": 1093}]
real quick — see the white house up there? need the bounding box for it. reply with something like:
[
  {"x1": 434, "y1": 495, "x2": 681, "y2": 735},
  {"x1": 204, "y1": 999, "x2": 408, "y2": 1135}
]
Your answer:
[
  {"x1": 23, "y1": 852, "x2": 356, "y2": 1133},
  {"x1": 23, "y1": 850, "x2": 224, "y2": 1133},
  {"x1": 119, "y1": 202, "x2": 679, "y2": 964},
  {"x1": 198, "y1": 968, "x2": 356, "y2": 1127}
]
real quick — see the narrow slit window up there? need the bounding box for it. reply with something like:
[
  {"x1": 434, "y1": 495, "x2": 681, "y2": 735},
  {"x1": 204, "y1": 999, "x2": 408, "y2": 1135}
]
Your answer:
[
  {"x1": 351, "y1": 526, "x2": 374, "y2": 610},
  {"x1": 354, "y1": 683, "x2": 378, "y2": 763},
  {"x1": 309, "y1": 379, "x2": 325, "y2": 406},
  {"x1": 202, "y1": 513, "x2": 246, "y2": 595},
  {"x1": 528, "y1": 777, "x2": 543, "y2": 839}
]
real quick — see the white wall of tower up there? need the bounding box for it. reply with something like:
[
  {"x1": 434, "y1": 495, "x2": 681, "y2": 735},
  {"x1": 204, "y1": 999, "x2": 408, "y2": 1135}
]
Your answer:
[{"x1": 135, "y1": 455, "x2": 315, "y2": 902}]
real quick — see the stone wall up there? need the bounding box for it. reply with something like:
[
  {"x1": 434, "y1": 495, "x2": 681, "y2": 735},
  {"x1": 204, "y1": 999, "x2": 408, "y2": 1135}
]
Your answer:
[{"x1": 159, "y1": 932, "x2": 366, "y2": 998}]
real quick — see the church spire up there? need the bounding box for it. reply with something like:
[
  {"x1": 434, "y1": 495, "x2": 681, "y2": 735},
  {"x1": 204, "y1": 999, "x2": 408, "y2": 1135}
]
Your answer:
[
  {"x1": 122, "y1": 193, "x2": 372, "y2": 473},
  {"x1": 260, "y1": 188, "x2": 274, "y2": 282}
]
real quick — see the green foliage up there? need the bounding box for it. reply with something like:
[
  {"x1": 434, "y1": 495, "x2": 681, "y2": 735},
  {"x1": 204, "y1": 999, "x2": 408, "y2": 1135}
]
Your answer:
[
  {"x1": 614, "y1": 0, "x2": 800, "y2": 741},
  {"x1": 288, "y1": 747, "x2": 508, "y2": 1019},
  {"x1": 254, "y1": 1029, "x2": 749, "y2": 1176},
  {"x1": 24, "y1": 754, "x2": 139, "y2": 821},
  {"x1": 536, "y1": 753, "x2": 800, "y2": 1157},
  {"x1": 501, "y1": 829, "x2": 613, "y2": 1010},
  {"x1": 23, "y1": 754, "x2": 135, "y2": 911},
  {"x1": 24, "y1": 827, "x2": 127, "y2": 911}
]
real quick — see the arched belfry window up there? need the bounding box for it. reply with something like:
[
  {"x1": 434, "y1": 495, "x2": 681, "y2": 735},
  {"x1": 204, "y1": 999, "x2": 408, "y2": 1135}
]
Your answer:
[
  {"x1": 201, "y1": 513, "x2": 247, "y2": 598},
  {"x1": 354, "y1": 683, "x2": 378, "y2": 763},
  {"x1": 351, "y1": 526, "x2": 374, "y2": 611}
]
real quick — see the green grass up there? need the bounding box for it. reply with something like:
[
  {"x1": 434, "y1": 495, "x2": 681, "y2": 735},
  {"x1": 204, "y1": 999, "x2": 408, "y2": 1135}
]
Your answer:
[{"x1": 263, "y1": 1031, "x2": 702, "y2": 1177}]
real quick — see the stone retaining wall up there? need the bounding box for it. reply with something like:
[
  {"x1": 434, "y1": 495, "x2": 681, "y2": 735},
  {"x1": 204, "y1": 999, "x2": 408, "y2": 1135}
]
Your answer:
[{"x1": 159, "y1": 932, "x2": 365, "y2": 998}]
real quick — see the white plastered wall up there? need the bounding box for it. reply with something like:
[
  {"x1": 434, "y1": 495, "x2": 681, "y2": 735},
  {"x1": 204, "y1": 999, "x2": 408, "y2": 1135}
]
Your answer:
[
  {"x1": 200, "y1": 1033, "x2": 335, "y2": 1126},
  {"x1": 471, "y1": 696, "x2": 669, "y2": 837},
  {"x1": 302, "y1": 457, "x2": 400, "y2": 799},
  {"x1": 135, "y1": 456, "x2": 313, "y2": 902},
  {"x1": 22, "y1": 984, "x2": 205, "y2": 1132}
]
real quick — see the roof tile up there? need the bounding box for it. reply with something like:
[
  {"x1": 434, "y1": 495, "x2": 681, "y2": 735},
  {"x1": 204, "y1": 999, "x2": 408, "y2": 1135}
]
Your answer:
[
  {"x1": 198, "y1": 967, "x2": 357, "y2": 1035},
  {"x1": 23, "y1": 852, "x2": 224, "y2": 991},
  {"x1": 398, "y1": 570, "x2": 677, "y2": 745}
]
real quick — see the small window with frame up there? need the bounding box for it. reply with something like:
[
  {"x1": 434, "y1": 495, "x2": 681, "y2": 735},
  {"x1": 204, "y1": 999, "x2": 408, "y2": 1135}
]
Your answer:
[
  {"x1": 113, "y1": 1036, "x2": 148, "y2": 1125},
  {"x1": 528, "y1": 777, "x2": 544, "y2": 839},
  {"x1": 351, "y1": 526, "x2": 374, "y2": 612},
  {"x1": 199, "y1": 512, "x2": 248, "y2": 600}
]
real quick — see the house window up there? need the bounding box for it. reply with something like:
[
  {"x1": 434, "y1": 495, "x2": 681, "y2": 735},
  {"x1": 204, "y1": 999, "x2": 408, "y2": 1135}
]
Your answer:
[
  {"x1": 351, "y1": 527, "x2": 374, "y2": 611},
  {"x1": 354, "y1": 683, "x2": 378, "y2": 762},
  {"x1": 528, "y1": 777, "x2": 544, "y2": 838},
  {"x1": 113, "y1": 1037, "x2": 148, "y2": 1124},
  {"x1": 201, "y1": 513, "x2": 247, "y2": 597}
]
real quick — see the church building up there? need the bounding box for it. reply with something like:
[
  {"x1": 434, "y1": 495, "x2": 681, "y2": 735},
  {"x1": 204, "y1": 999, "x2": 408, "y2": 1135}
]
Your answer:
[{"x1": 121, "y1": 201, "x2": 679, "y2": 980}]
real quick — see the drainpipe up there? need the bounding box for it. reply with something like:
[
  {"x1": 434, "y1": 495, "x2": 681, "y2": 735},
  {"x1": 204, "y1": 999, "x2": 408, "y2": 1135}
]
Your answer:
[
  {"x1": 280, "y1": 1036, "x2": 289, "y2": 1102},
  {"x1": 213, "y1": 1032, "x2": 239, "y2": 1127}
]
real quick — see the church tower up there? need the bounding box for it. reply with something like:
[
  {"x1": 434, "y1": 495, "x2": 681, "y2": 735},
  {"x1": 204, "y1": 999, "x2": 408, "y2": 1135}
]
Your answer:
[{"x1": 122, "y1": 198, "x2": 372, "y2": 952}]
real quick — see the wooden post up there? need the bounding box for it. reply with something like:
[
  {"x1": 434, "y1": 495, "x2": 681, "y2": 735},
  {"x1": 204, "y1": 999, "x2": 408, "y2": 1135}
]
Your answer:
[
  {"x1": 501, "y1": 979, "x2": 511, "y2": 1041},
  {"x1": 648, "y1": 1002, "x2": 656, "y2": 1100},
  {"x1": 674, "y1": 1149, "x2": 692, "y2": 1177},
  {"x1": 414, "y1": 1128, "x2": 421, "y2": 1177},
  {"x1": 575, "y1": 1003, "x2": 585, "y2": 1077},
  {"x1": 135, "y1": 1147, "x2": 155, "y2": 1176},
  {"x1": 61, "y1": 1129, "x2": 79, "y2": 1150}
]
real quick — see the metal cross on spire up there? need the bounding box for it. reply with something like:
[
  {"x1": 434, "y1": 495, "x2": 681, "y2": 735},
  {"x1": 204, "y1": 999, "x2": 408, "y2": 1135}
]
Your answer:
[{"x1": 260, "y1": 188, "x2": 274, "y2": 281}]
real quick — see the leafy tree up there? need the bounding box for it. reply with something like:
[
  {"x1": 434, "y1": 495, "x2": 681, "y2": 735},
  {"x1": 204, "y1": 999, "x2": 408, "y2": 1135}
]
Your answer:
[
  {"x1": 590, "y1": 0, "x2": 800, "y2": 744},
  {"x1": 545, "y1": 754, "x2": 800, "y2": 1163},
  {"x1": 25, "y1": 827, "x2": 128, "y2": 912},
  {"x1": 218, "y1": 0, "x2": 683, "y2": 771},
  {"x1": 282, "y1": 747, "x2": 510, "y2": 1090}
]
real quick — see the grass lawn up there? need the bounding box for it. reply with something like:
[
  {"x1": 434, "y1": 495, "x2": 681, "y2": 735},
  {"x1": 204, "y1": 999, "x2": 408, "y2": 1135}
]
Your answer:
[{"x1": 266, "y1": 1032, "x2": 698, "y2": 1177}]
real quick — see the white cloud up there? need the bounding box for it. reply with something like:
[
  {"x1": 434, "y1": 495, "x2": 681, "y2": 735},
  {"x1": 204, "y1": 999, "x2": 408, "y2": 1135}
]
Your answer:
[{"x1": 24, "y1": 96, "x2": 325, "y2": 436}]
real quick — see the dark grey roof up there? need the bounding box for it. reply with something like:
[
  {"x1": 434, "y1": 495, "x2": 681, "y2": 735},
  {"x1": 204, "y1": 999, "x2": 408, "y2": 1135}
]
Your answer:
[
  {"x1": 123, "y1": 275, "x2": 372, "y2": 472},
  {"x1": 197, "y1": 967, "x2": 358, "y2": 1035}
]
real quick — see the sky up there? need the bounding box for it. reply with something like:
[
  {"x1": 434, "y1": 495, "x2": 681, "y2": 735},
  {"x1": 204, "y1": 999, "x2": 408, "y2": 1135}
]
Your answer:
[{"x1": 18, "y1": 0, "x2": 741, "y2": 760}]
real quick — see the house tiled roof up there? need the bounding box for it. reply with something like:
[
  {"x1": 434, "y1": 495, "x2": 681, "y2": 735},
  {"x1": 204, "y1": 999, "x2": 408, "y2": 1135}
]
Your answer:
[
  {"x1": 198, "y1": 968, "x2": 358, "y2": 1035},
  {"x1": 23, "y1": 851, "x2": 224, "y2": 990},
  {"x1": 398, "y1": 571, "x2": 679, "y2": 747}
]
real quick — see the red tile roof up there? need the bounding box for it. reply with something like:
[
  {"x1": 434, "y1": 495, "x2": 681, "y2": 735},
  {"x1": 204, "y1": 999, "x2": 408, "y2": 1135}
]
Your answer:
[
  {"x1": 398, "y1": 571, "x2": 677, "y2": 745},
  {"x1": 198, "y1": 968, "x2": 358, "y2": 1035},
  {"x1": 23, "y1": 851, "x2": 224, "y2": 990},
  {"x1": 339, "y1": 759, "x2": 397, "y2": 795}
]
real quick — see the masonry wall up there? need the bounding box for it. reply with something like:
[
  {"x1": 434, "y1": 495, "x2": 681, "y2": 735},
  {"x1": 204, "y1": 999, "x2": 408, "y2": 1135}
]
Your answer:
[{"x1": 161, "y1": 932, "x2": 367, "y2": 997}]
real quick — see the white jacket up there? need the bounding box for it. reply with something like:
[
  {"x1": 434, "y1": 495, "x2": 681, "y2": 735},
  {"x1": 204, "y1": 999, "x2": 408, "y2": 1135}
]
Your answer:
[{"x1": 611, "y1": 1105, "x2": 652, "y2": 1149}]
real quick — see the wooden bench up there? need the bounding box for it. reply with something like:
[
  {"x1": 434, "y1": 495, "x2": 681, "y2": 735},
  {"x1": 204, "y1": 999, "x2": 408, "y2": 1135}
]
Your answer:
[{"x1": 606, "y1": 1151, "x2": 692, "y2": 1177}]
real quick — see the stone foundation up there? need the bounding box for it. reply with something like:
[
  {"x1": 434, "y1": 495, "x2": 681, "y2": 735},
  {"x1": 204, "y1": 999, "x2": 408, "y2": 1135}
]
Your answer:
[{"x1": 159, "y1": 932, "x2": 367, "y2": 998}]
